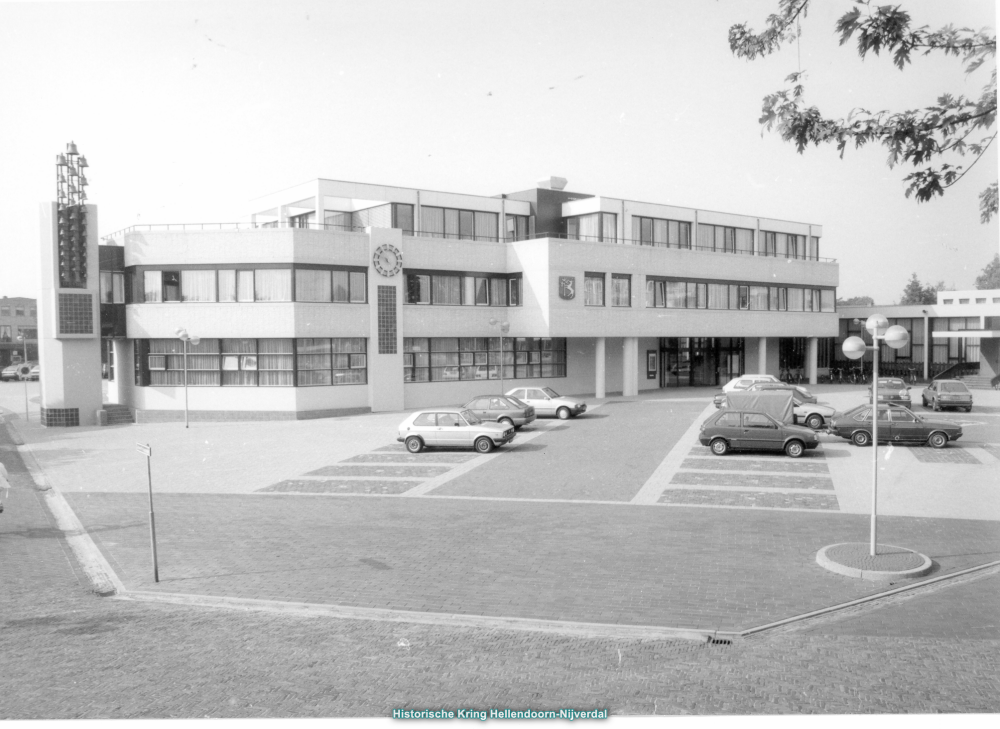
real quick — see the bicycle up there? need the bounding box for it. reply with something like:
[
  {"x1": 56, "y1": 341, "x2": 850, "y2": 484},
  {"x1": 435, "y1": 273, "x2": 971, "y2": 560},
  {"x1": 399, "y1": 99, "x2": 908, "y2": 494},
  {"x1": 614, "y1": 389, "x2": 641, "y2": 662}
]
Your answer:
[{"x1": 907, "y1": 367, "x2": 918, "y2": 385}]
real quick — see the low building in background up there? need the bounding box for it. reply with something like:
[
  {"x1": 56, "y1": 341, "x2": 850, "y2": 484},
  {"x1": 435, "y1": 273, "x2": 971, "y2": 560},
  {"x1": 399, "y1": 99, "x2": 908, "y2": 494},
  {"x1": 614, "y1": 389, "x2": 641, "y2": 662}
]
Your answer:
[{"x1": 0, "y1": 296, "x2": 38, "y2": 368}]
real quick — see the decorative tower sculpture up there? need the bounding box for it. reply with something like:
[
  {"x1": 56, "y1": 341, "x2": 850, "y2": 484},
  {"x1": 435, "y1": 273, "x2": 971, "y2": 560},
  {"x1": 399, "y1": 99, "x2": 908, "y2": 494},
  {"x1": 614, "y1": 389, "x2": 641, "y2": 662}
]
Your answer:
[{"x1": 37, "y1": 142, "x2": 103, "y2": 426}]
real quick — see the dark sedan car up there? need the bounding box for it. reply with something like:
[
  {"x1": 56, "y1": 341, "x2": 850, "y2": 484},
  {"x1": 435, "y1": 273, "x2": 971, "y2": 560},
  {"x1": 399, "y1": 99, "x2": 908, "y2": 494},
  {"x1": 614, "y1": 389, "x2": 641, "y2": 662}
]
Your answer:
[
  {"x1": 699, "y1": 409, "x2": 820, "y2": 458},
  {"x1": 463, "y1": 395, "x2": 536, "y2": 429},
  {"x1": 867, "y1": 378, "x2": 912, "y2": 408},
  {"x1": 828, "y1": 403, "x2": 962, "y2": 448}
]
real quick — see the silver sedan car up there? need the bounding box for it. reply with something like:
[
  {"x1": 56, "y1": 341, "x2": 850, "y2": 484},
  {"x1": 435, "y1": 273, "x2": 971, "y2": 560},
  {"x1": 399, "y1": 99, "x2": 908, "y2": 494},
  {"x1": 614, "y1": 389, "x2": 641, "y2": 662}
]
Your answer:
[
  {"x1": 397, "y1": 408, "x2": 515, "y2": 454},
  {"x1": 505, "y1": 386, "x2": 586, "y2": 420}
]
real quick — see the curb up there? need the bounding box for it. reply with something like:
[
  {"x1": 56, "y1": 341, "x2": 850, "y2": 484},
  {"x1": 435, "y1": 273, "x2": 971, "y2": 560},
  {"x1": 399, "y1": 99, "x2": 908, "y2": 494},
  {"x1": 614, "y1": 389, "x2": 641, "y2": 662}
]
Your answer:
[{"x1": 816, "y1": 543, "x2": 934, "y2": 581}]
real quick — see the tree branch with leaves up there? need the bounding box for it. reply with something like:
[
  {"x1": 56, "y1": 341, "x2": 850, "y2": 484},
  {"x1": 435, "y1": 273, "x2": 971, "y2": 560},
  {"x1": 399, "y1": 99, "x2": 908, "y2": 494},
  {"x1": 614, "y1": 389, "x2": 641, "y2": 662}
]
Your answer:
[{"x1": 730, "y1": 0, "x2": 998, "y2": 223}]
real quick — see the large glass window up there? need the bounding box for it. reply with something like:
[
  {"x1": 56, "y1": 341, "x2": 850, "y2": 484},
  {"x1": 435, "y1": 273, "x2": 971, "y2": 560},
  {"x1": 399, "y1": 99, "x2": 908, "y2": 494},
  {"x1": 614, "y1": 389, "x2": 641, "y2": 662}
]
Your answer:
[
  {"x1": 405, "y1": 271, "x2": 519, "y2": 306},
  {"x1": 567, "y1": 213, "x2": 617, "y2": 243},
  {"x1": 404, "y1": 337, "x2": 565, "y2": 382},
  {"x1": 584, "y1": 273, "x2": 605, "y2": 306},
  {"x1": 749, "y1": 286, "x2": 769, "y2": 310},
  {"x1": 296, "y1": 269, "x2": 332, "y2": 302},
  {"x1": 295, "y1": 338, "x2": 367, "y2": 386},
  {"x1": 632, "y1": 216, "x2": 692, "y2": 248},
  {"x1": 421, "y1": 206, "x2": 497, "y2": 241},
  {"x1": 253, "y1": 269, "x2": 291, "y2": 302},
  {"x1": 506, "y1": 214, "x2": 529, "y2": 241},
  {"x1": 100, "y1": 271, "x2": 125, "y2": 304}
]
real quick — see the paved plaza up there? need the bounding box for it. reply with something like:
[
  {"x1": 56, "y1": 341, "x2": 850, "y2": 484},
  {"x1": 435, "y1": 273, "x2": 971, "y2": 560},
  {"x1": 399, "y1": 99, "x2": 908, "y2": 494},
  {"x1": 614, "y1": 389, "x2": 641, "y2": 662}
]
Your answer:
[{"x1": 2, "y1": 380, "x2": 999, "y2": 717}]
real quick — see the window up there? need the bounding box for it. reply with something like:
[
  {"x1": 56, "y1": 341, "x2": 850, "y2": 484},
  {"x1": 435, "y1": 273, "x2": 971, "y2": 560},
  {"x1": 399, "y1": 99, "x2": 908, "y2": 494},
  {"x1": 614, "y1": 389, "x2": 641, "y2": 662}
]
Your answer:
[
  {"x1": 181, "y1": 270, "x2": 217, "y2": 302},
  {"x1": 716, "y1": 412, "x2": 740, "y2": 427},
  {"x1": 392, "y1": 203, "x2": 414, "y2": 235},
  {"x1": 405, "y1": 271, "x2": 519, "y2": 306},
  {"x1": 18, "y1": 327, "x2": 37, "y2": 340},
  {"x1": 100, "y1": 271, "x2": 125, "y2": 304},
  {"x1": 647, "y1": 278, "x2": 667, "y2": 308},
  {"x1": 611, "y1": 275, "x2": 631, "y2": 307},
  {"x1": 14, "y1": 306, "x2": 25, "y2": 317},
  {"x1": 666, "y1": 281, "x2": 686, "y2": 308},
  {"x1": 295, "y1": 269, "x2": 332, "y2": 302},
  {"x1": 294, "y1": 268, "x2": 365, "y2": 303},
  {"x1": 821, "y1": 289, "x2": 835, "y2": 312},
  {"x1": 506, "y1": 214, "x2": 530, "y2": 241},
  {"x1": 632, "y1": 216, "x2": 692, "y2": 248},
  {"x1": 0, "y1": 306, "x2": 9, "y2": 317},
  {"x1": 253, "y1": 269, "x2": 291, "y2": 302},
  {"x1": 296, "y1": 338, "x2": 367, "y2": 386},
  {"x1": 959, "y1": 299, "x2": 969, "y2": 304},
  {"x1": 162, "y1": 272, "x2": 181, "y2": 302},
  {"x1": 697, "y1": 224, "x2": 754, "y2": 254},
  {"x1": 749, "y1": 286, "x2": 768, "y2": 310},
  {"x1": 566, "y1": 213, "x2": 617, "y2": 243},
  {"x1": 708, "y1": 283, "x2": 728, "y2": 309},
  {"x1": 404, "y1": 337, "x2": 566, "y2": 382},
  {"x1": 943, "y1": 299, "x2": 953, "y2": 304},
  {"x1": 221, "y1": 339, "x2": 258, "y2": 386},
  {"x1": 584, "y1": 273, "x2": 605, "y2": 306},
  {"x1": 744, "y1": 413, "x2": 774, "y2": 428},
  {"x1": 738, "y1": 286, "x2": 749, "y2": 310},
  {"x1": 420, "y1": 206, "x2": 497, "y2": 241},
  {"x1": 0, "y1": 325, "x2": 10, "y2": 342},
  {"x1": 977, "y1": 298, "x2": 986, "y2": 304}
]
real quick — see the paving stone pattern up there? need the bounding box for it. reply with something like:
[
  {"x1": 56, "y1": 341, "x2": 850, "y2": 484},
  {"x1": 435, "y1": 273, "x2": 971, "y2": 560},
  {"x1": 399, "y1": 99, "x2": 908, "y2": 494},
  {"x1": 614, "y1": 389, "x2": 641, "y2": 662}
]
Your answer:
[
  {"x1": 305, "y1": 464, "x2": 451, "y2": 478},
  {"x1": 826, "y1": 543, "x2": 927, "y2": 570},
  {"x1": 260, "y1": 480, "x2": 422, "y2": 495},
  {"x1": 659, "y1": 489, "x2": 840, "y2": 510},
  {"x1": 670, "y1": 471, "x2": 834, "y2": 490},
  {"x1": 680, "y1": 457, "x2": 830, "y2": 474},
  {"x1": 911, "y1": 447, "x2": 982, "y2": 464}
]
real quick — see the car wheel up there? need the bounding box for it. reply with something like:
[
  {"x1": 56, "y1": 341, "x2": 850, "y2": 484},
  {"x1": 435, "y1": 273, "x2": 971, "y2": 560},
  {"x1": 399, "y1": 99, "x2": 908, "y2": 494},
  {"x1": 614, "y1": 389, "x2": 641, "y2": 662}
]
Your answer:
[
  {"x1": 852, "y1": 431, "x2": 871, "y2": 447},
  {"x1": 927, "y1": 432, "x2": 948, "y2": 449},
  {"x1": 556, "y1": 407, "x2": 571, "y2": 420},
  {"x1": 965, "y1": 406, "x2": 972, "y2": 413},
  {"x1": 921, "y1": 396, "x2": 928, "y2": 407},
  {"x1": 499, "y1": 417, "x2": 514, "y2": 428},
  {"x1": 785, "y1": 440, "x2": 805, "y2": 458},
  {"x1": 710, "y1": 438, "x2": 729, "y2": 456},
  {"x1": 405, "y1": 436, "x2": 423, "y2": 454},
  {"x1": 475, "y1": 437, "x2": 494, "y2": 454},
  {"x1": 805, "y1": 414, "x2": 823, "y2": 430}
]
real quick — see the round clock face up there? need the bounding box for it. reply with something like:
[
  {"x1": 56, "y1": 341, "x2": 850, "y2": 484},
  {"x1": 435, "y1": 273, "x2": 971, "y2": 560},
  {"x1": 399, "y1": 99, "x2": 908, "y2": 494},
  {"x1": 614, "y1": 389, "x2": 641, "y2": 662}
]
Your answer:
[{"x1": 373, "y1": 244, "x2": 402, "y2": 277}]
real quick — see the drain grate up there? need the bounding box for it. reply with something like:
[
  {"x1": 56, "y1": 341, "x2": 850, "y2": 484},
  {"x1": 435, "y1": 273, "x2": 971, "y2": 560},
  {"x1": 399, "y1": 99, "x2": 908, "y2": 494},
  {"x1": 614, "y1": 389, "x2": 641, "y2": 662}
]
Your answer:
[{"x1": 707, "y1": 637, "x2": 733, "y2": 646}]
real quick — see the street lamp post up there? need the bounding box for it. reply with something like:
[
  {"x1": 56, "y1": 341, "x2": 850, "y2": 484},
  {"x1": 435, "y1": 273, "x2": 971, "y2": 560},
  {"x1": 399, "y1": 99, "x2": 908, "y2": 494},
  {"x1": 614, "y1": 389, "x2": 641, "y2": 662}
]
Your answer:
[
  {"x1": 16, "y1": 334, "x2": 28, "y2": 422},
  {"x1": 175, "y1": 328, "x2": 200, "y2": 428},
  {"x1": 843, "y1": 314, "x2": 910, "y2": 556},
  {"x1": 489, "y1": 318, "x2": 510, "y2": 394}
]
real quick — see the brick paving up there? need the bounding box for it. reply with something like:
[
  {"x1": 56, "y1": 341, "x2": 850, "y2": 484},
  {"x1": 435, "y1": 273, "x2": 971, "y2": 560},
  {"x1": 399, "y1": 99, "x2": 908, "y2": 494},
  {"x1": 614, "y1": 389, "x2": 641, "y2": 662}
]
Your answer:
[
  {"x1": 260, "y1": 479, "x2": 422, "y2": 494},
  {"x1": 658, "y1": 489, "x2": 840, "y2": 510},
  {"x1": 911, "y1": 447, "x2": 982, "y2": 464},
  {"x1": 670, "y1": 471, "x2": 834, "y2": 490},
  {"x1": 825, "y1": 543, "x2": 927, "y2": 571}
]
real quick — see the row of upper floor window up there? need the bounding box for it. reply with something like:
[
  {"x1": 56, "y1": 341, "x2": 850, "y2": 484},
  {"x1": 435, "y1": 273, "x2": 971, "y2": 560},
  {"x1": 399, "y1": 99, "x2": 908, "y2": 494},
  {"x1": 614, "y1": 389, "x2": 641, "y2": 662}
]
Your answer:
[
  {"x1": 0, "y1": 304, "x2": 36, "y2": 318},
  {"x1": 276, "y1": 203, "x2": 823, "y2": 259},
  {"x1": 581, "y1": 272, "x2": 836, "y2": 312},
  {"x1": 405, "y1": 272, "x2": 521, "y2": 307},
  {"x1": 0, "y1": 325, "x2": 37, "y2": 342},
  {"x1": 941, "y1": 296, "x2": 1000, "y2": 305}
]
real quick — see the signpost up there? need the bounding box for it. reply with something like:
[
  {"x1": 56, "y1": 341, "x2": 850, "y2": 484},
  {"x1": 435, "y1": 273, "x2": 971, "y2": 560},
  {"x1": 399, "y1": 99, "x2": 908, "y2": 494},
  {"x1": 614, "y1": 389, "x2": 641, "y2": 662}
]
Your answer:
[{"x1": 137, "y1": 442, "x2": 159, "y2": 582}]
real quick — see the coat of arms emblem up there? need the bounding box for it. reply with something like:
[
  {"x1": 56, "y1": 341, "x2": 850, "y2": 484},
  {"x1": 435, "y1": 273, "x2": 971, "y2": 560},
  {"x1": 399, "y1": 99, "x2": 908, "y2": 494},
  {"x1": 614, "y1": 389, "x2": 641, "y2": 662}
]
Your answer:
[{"x1": 558, "y1": 276, "x2": 576, "y2": 300}]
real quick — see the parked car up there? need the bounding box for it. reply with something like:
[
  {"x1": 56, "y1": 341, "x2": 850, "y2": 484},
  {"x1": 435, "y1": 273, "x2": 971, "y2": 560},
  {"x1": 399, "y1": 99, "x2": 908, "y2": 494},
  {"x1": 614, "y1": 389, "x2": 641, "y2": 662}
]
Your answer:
[
  {"x1": 699, "y1": 408, "x2": 820, "y2": 458},
  {"x1": 731, "y1": 383, "x2": 836, "y2": 430},
  {"x1": 505, "y1": 386, "x2": 586, "y2": 419},
  {"x1": 463, "y1": 395, "x2": 536, "y2": 429},
  {"x1": 2, "y1": 361, "x2": 35, "y2": 382},
  {"x1": 23, "y1": 365, "x2": 40, "y2": 381},
  {"x1": 921, "y1": 379, "x2": 973, "y2": 412},
  {"x1": 712, "y1": 375, "x2": 782, "y2": 407},
  {"x1": 397, "y1": 408, "x2": 515, "y2": 454},
  {"x1": 867, "y1": 378, "x2": 911, "y2": 408},
  {"x1": 828, "y1": 403, "x2": 962, "y2": 448}
]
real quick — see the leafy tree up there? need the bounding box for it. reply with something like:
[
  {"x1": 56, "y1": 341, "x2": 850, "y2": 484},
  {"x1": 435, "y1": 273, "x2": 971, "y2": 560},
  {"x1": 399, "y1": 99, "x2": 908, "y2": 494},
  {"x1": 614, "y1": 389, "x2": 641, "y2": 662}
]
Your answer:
[
  {"x1": 730, "y1": 1, "x2": 998, "y2": 223},
  {"x1": 899, "y1": 273, "x2": 940, "y2": 304},
  {"x1": 836, "y1": 295, "x2": 875, "y2": 306},
  {"x1": 974, "y1": 253, "x2": 1000, "y2": 288}
]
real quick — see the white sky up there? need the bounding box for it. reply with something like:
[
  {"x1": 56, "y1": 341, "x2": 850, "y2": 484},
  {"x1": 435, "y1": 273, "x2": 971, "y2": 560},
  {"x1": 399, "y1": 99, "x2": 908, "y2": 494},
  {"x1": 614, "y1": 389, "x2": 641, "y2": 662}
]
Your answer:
[{"x1": 0, "y1": 0, "x2": 996, "y2": 303}]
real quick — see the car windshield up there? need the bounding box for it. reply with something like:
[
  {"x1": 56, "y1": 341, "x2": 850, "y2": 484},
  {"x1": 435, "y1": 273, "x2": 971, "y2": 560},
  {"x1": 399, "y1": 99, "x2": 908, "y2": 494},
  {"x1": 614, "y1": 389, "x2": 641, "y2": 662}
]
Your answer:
[
  {"x1": 460, "y1": 410, "x2": 482, "y2": 425},
  {"x1": 542, "y1": 387, "x2": 561, "y2": 398},
  {"x1": 940, "y1": 383, "x2": 969, "y2": 393}
]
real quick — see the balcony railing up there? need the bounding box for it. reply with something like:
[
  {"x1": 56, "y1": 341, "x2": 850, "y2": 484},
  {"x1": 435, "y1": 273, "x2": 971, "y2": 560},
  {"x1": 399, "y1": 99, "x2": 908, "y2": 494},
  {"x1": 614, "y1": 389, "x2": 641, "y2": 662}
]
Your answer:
[{"x1": 102, "y1": 223, "x2": 837, "y2": 262}]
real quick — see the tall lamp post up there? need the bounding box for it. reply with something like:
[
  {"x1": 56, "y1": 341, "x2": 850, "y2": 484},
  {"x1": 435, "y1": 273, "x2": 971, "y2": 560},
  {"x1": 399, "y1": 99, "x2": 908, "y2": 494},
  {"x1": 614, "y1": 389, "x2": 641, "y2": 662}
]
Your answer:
[
  {"x1": 16, "y1": 333, "x2": 28, "y2": 422},
  {"x1": 175, "y1": 328, "x2": 200, "y2": 428},
  {"x1": 842, "y1": 314, "x2": 910, "y2": 556},
  {"x1": 489, "y1": 318, "x2": 510, "y2": 393}
]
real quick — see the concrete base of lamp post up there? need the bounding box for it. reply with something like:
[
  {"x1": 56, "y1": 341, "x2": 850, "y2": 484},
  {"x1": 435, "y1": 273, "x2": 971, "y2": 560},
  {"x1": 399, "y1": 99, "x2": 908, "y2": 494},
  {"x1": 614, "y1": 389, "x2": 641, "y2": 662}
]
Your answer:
[{"x1": 816, "y1": 543, "x2": 933, "y2": 581}]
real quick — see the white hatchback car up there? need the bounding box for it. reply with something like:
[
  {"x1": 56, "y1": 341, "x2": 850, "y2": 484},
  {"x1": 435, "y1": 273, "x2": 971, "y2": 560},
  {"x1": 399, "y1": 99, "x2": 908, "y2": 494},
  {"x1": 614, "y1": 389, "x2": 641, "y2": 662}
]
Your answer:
[
  {"x1": 397, "y1": 408, "x2": 515, "y2": 454},
  {"x1": 505, "y1": 386, "x2": 587, "y2": 420}
]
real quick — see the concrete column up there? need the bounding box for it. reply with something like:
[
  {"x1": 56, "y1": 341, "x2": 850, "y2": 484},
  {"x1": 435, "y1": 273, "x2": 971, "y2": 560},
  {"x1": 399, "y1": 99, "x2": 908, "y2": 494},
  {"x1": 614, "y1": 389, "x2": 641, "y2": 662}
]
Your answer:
[
  {"x1": 807, "y1": 337, "x2": 819, "y2": 385},
  {"x1": 622, "y1": 337, "x2": 639, "y2": 397},
  {"x1": 314, "y1": 185, "x2": 325, "y2": 230},
  {"x1": 758, "y1": 337, "x2": 767, "y2": 375},
  {"x1": 923, "y1": 314, "x2": 930, "y2": 380},
  {"x1": 595, "y1": 337, "x2": 606, "y2": 399}
]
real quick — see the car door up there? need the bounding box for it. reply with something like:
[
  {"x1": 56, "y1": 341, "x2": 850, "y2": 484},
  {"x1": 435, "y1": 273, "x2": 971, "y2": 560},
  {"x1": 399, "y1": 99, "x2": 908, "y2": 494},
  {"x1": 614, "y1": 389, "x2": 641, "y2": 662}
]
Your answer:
[
  {"x1": 411, "y1": 412, "x2": 439, "y2": 445},
  {"x1": 435, "y1": 412, "x2": 465, "y2": 447},
  {"x1": 888, "y1": 408, "x2": 924, "y2": 443},
  {"x1": 711, "y1": 411, "x2": 743, "y2": 446},
  {"x1": 468, "y1": 397, "x2": 492, "y2": 420},
  {"x1": 489, "y1": 397, "x2": 510, "y2": 421},
  {"x1": 525, "y1": 388, "x2": 554, "y2": 415},
  {"x1": 741, "y1": 412, "x2": 785, "y2": 451}
]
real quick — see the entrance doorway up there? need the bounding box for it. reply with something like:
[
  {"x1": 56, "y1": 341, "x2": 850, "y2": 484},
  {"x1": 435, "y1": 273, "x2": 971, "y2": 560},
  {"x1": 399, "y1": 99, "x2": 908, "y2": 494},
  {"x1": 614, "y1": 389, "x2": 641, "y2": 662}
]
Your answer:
[{"x1": 659, "y1": 338, "x2": 744, "y2": 387}]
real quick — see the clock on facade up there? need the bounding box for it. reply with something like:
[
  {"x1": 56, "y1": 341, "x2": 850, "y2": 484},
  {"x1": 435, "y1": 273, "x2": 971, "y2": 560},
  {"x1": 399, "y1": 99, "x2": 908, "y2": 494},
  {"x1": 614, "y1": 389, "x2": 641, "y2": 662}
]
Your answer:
[{"x1": 372, "y1": 244, "x2": 403, "y2": 277}]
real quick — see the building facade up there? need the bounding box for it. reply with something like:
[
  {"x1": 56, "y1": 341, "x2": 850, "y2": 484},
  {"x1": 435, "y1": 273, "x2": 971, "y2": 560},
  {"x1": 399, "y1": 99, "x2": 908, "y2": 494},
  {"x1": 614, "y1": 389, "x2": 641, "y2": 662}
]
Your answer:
[
  {"x1": 0, "y1": 297, "x2": 38, "y2": 368},
  {"x1": 95, "y1": 177, "x2": 839, "y2": 422}
]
